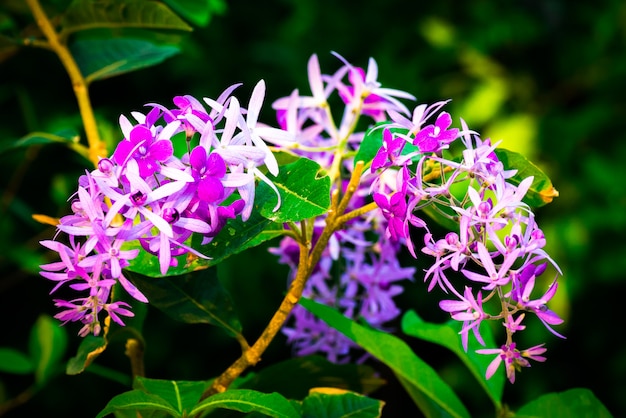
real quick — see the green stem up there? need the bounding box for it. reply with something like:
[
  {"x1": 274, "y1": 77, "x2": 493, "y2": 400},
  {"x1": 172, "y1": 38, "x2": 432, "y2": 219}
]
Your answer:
[{"x1": 25, "y1": 0, "x2": 106, "y2": 167}]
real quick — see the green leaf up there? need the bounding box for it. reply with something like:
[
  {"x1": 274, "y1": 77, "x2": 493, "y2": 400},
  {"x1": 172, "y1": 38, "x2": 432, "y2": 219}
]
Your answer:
[
  {"x1": 162, "y1": 0, "x2": 227, "y2": 27},
  {"x1": 126, "y1": 268, "x2": 243, "y2": 338},
  {"x1": 515, "y1": 388, "x2": 613, "y2": 418},
  {"x1": 62, "y1": 0, "x2": 193, "y2": 35},
  {"x1": 0, "y1": 130, "x2": 80, "y2": 154},
  {"x1": 494, "y1": 148, "x2": 559, "y2": 207},
  {"x1": 28, "y1": 314, "x2": 68, "y2": 386},
  {"x1": 237, "y1": 355, "x2": 386, "y2": 399},
  {"x1": 66, "y1": 335, "x2": 107, "y2": 375},
  {"x1": 301, "y1": 389, "x2": 384, "y2": 418},
  {"x1": 95, "y1": 390, "x2": 180, "y2": 418},
  {"x1": 191, "y1": 389, "x2": 301, "y2": 418},
  {"x1": 70, "y1": 38, "x2": 180, "y2": 83},
  {"x1": 300, "y1": 298, "x2": 470, "y2": 418},
  {"x1": 194, "y1": 207, "x2": 285, "y2": 269},
  {"x1": 0, "y1": 348, "x2": 34, "y2": 374},
  {"x1": 257, "y1": 157, "x2": 331, "y2": 223},
  {"x1": 133, "y1": 376, "x2": 209, "y2": 414},
  {"x1": 401, "y1": 310, "x2": 504, "y2": 408}
]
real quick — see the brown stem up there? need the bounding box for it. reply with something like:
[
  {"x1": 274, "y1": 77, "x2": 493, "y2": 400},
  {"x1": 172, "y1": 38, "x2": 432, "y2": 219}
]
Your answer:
[
  {"x1": 25, "y1": 0, "x2": 106, "y2": 167},
  {"x1": 200, "y1": 239, "x2": 311, "y2": 398},
  {"x1": 199, "y1": 163, "x2": 368, "y2": 402},
  {"x1": 125, "y1": 338, "x2": 145, "y2": 378}
]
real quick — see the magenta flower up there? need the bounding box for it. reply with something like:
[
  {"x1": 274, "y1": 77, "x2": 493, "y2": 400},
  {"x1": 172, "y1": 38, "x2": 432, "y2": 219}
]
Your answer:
[
  {"x1": 189, "y1": 146, "x2": 226, "y2": 203},
  {"x1": 371, "y1": 128, "x2": 406, "y2": 171},
  {"x1": 462, "y1": 242, "x2": 520, "y2": 290},
  {"x1": 113, "y1": 125, "x2": 173, "y2": 177},
  {"x1": 413, "y1": 111, "x2": 458, "y2": 153},
  {"x1": 440, "y1": 286, "x2": 488, "y2": 351},
  {"x1": 477, "y1": 342, "x2": 547, "y2": 384}
]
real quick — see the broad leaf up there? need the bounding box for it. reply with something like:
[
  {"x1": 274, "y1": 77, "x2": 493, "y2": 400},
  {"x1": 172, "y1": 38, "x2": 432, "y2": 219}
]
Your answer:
[
  {"x1": 256, "y1": 157, "x2": 331, "y2": 223},
  {"x1": 62, "y1": 0, "x2": 192, "y2": 35},
  {"x1": 494, "y1": 148, "x2": 559, "y2": 207},
  {"x1": 191, "y1": 389, "x2": 301, "y2": 418},
  {"x1": 70, "y1": 38, "x2": 180, "y2": 83},
  {"x1": 401, "y1": 310, "x2": 504, "y2": 408},
  {"x1": 66, "y1": 335, "x2": 107, "y2": 375},
  {"x1": 194, "y1": 206, "x2": 285, "y2": 269},
  {"x1": 133, "y1": 376, "x2": 209, "y2": 414},
  {"x1": 28, "y1": 314, "x2": 68, "y2": 386},
  {"x1": 96, "y1": 390, "x2": 180, "y2": 418},
  {"x1": 126, "y1": 268, "x2": 243, "y2": 339},
  {"x1": 300, "y1": 298, "x2": 470, "y2": 418},
  {"x1": 301, "y1": 388, "x2": 384, "y2": 418},
  {"x1": 236, "y1": 355, "x2": 385, "y2": 399},
  {"x1": 515, "y1": 388, "x2": 612, "y2": 418},
  {"x1": 0, "y1": 348, "x2": 34, "y2": 374}
]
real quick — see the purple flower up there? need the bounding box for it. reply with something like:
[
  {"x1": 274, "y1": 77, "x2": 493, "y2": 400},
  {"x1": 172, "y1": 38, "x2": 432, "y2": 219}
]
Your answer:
[
  {"x1": 373, "y1": 190, "x2": 408, "y2": 242},
  {"x1": 371, "y1": 128, "x2": 406, "y2": 171},
  {"x1": 189, "y1": 146, "x2": 226, "y2": 203},
  {"x1": 462, "y1": 242, "x2": 520, "y2": 290},
  {"x1": 440, "y1": 286, "x2": 488, "y2": 351},
  {"x1": 113, "y1": 125, "x2": 173, "y2": 177},
  {"x1": 477, "y1": 342, "x2": 547, "y2": 384},
  {"x1": 510, "y1": 264, "x2": 565, "y2": 338},
  {"x1": 413, "y1": 111, "x2": 458, "y2": 153}
]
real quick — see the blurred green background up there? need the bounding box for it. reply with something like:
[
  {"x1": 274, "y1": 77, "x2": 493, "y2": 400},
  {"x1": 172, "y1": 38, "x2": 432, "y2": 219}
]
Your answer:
[{"x1": 1, "y1": 0, "x2": 624, "y2": 416}]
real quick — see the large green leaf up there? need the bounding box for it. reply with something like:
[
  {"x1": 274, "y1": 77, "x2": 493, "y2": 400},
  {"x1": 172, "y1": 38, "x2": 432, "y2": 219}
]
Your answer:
[
  {"x1": 133, "y1": 376, "x2": 208, "y2": 414},
  {"x1": 494, "y1": 148, "x2": 559, "y2": 207},
  {"x1": 28, "y1": 314, "x2": 68, "y2": 386},
  {"x1": 96, "y1": 389, "x2": 180, "y2": 418},
  {"x1": 126, "y1": 268, "x2": 243, "y2": 339},
  {"x1": 256, "y1": 157, "x2": 331, "y2": 223},
  {"x1": 401, "y1": 310, "x2": 504, "y2": 409},
  {"x1": 300, "y1": 389, "x2": 384, "y2": 418},
  {"x1": 61, "y1": 0, "x2": 193, "y2": 35},
  {"x1": 236, "y1": 355, "x2": 386, "y2": 399},
  {"x1": 514, "y1": 388, "x2": 613, "y2": 418},
  {"x1": 192, "y1": 389, "x2": 301, "y2": 418},
  {"x1": 194, "y1": 206, "x2": 285, "y2": 269},
  {"x1": 70, "y1": 38, "x2": 180, "y2": 83},
  {"x1": 123, "y1": 203, "x2": 284, "y2": 279},
  {"x1": 299, "y1": 298, "x2": 470, "y2": 418}
]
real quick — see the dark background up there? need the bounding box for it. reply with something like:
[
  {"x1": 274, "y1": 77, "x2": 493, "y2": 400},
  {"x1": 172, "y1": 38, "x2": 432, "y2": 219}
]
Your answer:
[{"x1": 1, "y1": 0, "x2": 624, "y2": 416}]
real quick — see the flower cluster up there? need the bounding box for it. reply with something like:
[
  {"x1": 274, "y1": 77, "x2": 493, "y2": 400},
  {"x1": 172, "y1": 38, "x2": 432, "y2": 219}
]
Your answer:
[
  {"x1": 271, "y1": 53, "x2": 422, "y2": 362},
  {"x1": 270, "y1": 53, "x2": 564, "y2": 382},
  {"x1": 40, "y1": 81, "x2": 286, "y2": 337}
]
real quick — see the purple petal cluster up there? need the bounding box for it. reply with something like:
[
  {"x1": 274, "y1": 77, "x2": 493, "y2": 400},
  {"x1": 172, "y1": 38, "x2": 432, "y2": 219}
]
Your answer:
[
  {"x1": 272, "y1": 54, "x2": 422, "y2": 362},
  {"x1": 371, "y1": 102, "x2": 564, "y2": 381},
  {"x1": 40, "y1": 81, "x2": 284, "y2": 336},
  {"x1": 272, "y1": 53, "x2": 564, "y2": 381}
]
